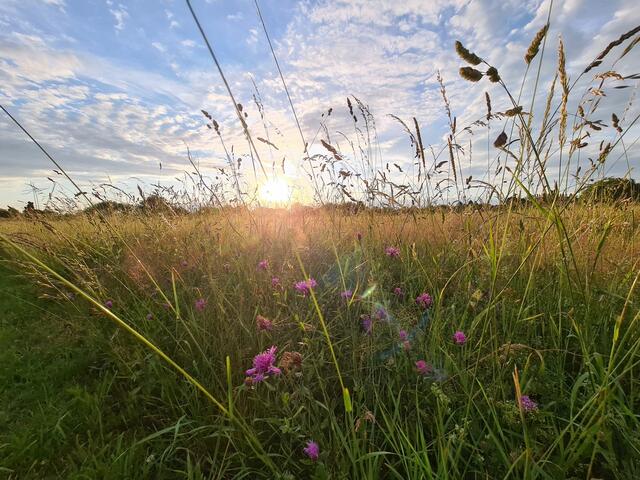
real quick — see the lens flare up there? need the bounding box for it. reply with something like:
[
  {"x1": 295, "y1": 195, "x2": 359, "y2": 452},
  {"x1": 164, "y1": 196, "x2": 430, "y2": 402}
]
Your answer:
[{"x1": 259, "y1": 178, "x2": 291, "y2": 204}]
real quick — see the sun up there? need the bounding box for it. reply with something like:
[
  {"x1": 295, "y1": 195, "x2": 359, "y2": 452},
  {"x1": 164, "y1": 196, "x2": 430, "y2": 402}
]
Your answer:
[{"x1": 259, "y1": 178, "x2": 292, "y2": 204}]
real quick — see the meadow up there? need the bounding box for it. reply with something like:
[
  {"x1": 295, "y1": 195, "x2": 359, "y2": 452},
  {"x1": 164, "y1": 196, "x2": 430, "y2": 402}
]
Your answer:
[
  {"x1": 1, "y1": 7, "x2": 640, "y2": 479},
  {"x1": 1, "y1": 201, "x2": 639, "y2": 479}
]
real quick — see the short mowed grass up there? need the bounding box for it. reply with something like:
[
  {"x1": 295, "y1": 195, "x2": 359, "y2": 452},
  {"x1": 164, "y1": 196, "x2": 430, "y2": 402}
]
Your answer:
[{"x1": 1, "y1": 204, "x2": 639, "y2": 479}]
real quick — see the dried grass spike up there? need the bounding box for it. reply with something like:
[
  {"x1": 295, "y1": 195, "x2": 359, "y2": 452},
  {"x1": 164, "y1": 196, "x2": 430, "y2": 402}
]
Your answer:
[
  {"x1": 525, "y1": 24, "x2": 549, "y2": 64},
  {"x1": 455, "y1": 40, "x2": 482, "y2": 65},
  {"x1": 459, "y1": 67, "x2": 483, "y2": 82},
  {"x1": 486, "y1": 67, "x2": 500, "y2": 83}
]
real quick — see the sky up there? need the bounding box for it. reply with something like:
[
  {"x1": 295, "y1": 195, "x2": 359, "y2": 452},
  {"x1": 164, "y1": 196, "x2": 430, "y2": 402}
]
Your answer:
[{"x1": 0, "y1": 0, "x2": 638, "y2": 209}]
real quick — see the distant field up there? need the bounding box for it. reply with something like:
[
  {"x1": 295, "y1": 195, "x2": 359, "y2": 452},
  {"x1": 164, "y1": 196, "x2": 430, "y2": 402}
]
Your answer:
[{"x1": 1, "y1": 204, "x2": 639, "y2": 479}]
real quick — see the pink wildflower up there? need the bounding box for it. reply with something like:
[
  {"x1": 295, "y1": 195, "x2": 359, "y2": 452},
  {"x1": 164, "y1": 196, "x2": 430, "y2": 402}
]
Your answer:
[
  {"x1": 341, "y1": 289, "x2": 353, "y2": 301},
  {"x1": 393, "y1": 287, "x2": 404, "y2": 297},
  {"x1": 415, "y1": 292, "x2": 433, "y2": 309},
  {"x1": 361, "y1": 315, "x2": 373, "y2": 335},
  {"x1": 385, "y1": 246, "x2": 400, "y2": 258},
  {"x1": 520, "y1": 395, "x2": 538, "y2": 412},
  {"x1": 256, "y1": 315, "x2": 273, "y2": 332},
  {"x1": 294, "y1": 278, "x2": 317, "y2": 297},
  {"x1": 104, "y1": 299, "x2": 113, "y2": 309},
  {"x1": 245, "y1": 346, "x2": 281, "y2": 383},
  {"x1": 195, "y1": 298, "x2": 207, "y2": 311},
  {"x1": 271, "y1": 276, "x2": 281, "y2": 288},
  {"x1": 303, "y1": 440, "x2": 319, "y2": 461},
  {"x1": 415, "y1": 360, "x2": 433, "y2": 376},
  {"x1": 399, "y1": 330, "x2": 409, "y2": 341},
  {"x1": 257, "y1": 259, "x2": 269, "y2": 271},
  {"x1": 453, "y1": 330, "x2": 467, "y2": 345}
]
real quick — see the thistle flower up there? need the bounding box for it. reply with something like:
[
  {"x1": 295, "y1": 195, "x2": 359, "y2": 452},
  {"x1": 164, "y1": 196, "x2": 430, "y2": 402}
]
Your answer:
[
  {"x1": 459, "y1": 67, "x2": 483, "y2": 82},
  {"x1": 361, "y1": 315, "x2": 373, "y2": 335},
  {"x1": 104, "y1": 299, "x2": 113, "y2": 309},
  {"x1": 455, "y1": 40, "x2": 482, "y2": 65},
  {"x1": 245, "y1": 346, "x2": 281, "y2": 383},
  {"x1": 415, "y1": 292, "x2": 433, "y2": 309},
  {"x1": 520, "y1": 395, "x2": 538, "y2": 412},
  {"x1": 385, "y1": 246, "x2": 400, "y2": 258},
  {"x1": 393, "y1": 287, "x2": 404, "y2": 297},
  {"x1": 256, "y1": 314, "x2": 273, "y2": 332},
  {"x1": 195, "y1": 298, "x2": 207, "y2": 311},
  {"x1": 415, "y1": 360, "x2": 433, "y2": 376},
  {"x1": 271, "y1": 276, "x2": 281, "y2": 288},
  {"x1": 257, "y1": 259, "x2": 269, "y2": 271},
  {"x1": 399, "y1": 330, "x2": 409, "y2": 341},
  {"x1": 453, "y1": 330, "x2": 467, "y2": 345},
  {"x1": 294, "y1": 278, "x2": 317, "y2": 297},
  {"x1": 303, "y1": 440, "x2": 319, "y2": 461}
]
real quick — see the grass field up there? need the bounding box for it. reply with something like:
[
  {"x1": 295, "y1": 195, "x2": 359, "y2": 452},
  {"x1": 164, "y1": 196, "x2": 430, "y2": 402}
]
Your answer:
[{"x1": 1, "y1": 204, "x2": 639, "y2": 479}]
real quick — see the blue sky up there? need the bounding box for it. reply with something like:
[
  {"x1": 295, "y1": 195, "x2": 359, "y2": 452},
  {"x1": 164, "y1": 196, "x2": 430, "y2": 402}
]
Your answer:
[{"x1": 1, "y1": 0, "x2": 638, "y2": 208}]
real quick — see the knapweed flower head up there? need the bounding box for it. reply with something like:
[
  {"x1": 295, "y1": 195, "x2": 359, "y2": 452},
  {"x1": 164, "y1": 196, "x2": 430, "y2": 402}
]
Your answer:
[
  {"x1": 520, "y1": 395, "x2": 538, "y2": 412},
  {"x1": 415, "y1": 360, "x2": 433, "y2": 376},
  {"x1": 399, "y1": 330, "x2": 409, "y2": 341},
  {"x1": 294, "y1": 278, "x2": 317, "y2": 297},
  {"x1": 361, "y1": 315, "x2": 373, "y2": 335},
  {"x1": 104, "y1": 299, "x2": 113, "y2": 309},
  {"x1": 256, "y1": 314, "x2": 273, "y2": 332},
  {"x1": 195, "y1": 298, "x2": 207, "y2": 311},
  {"x1": 341, "y1": 289, "x2": 353, "y2": 301},
  {"x1": 415, "y1": 292, "x2": 433, "y2": 309},
  {"x1": 393, "y1": 287, "x2": 404, "y2": 297},
  {"x1": 257, "y1": 259, "x2": 269, "y2": 271},
  {"x1": 385, "y1": 246, "x2": 400, "y2": 258},
  {"x1": 271, "y1": 276, "x2": 281, "y2": 288},
  {"x1": 245, "y1": 346, "x2": 281, "y2": 383},
  {"x1": 303, "y1": 440, "x2": 319, "y2": 461},
  {"x1": 279, "y1": 351, "x2": 303, "y2": 374},
  {"x1": 453, "y1": 330, "x2": 467, "y2": 345}
]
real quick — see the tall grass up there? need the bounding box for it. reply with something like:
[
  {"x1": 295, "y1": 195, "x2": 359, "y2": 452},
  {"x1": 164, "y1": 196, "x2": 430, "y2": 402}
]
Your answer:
[{"x1": 0, "y1": 7, "x2": 639, "y2": 479}]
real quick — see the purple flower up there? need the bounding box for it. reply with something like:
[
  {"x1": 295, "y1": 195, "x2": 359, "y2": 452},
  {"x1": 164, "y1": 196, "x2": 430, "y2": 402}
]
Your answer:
[
  {"x1": 294, "y1": 278, "x2": 317, "y2": 297},
  {"x1": 195, "y1": 298, "x2": 207, "y2": 312},
  {"x1": 415, "y1": 360, "x2": 433, "y2": 376},
  {"x1": 520, "y1": 395, "x2": 538, "y2": 412},
  {"x1": 271, "y1": 276, "x2": 281, "y2": 288},
  {"x1": 256, "y1": 315, "x2": 273, "y2": 332},
  {"x1": 303, "y1": 440, "x2": 319, "y2": 461},
  {"x1": 340, "y1": 289, "x2": 353, "y2": 301},
  {"x1": 374, "y1": 306, "x2": 388, "y2": 321},
  {"x1": 245, "y1": 346, "x2": 281, "y2": 383},
  {"x1": 393, "y1": 287, "x2": 404, "y2": 297},
  {"x1": 257, "y1": 259, "x2": 269, "y2": 271},
  {"x1": 453, "y1": 330, "x2": 467, "y2": 345},
  {"x1": 385, "y1": 246, "x2": 400, "y2": 258},
  {"x1": 361, "y1": 315, "x2": 373, "y2": 335},
  {"x1": 399, "y1": 330, "x2": 408, "y2": 341},
  {"x1": 415, "y1": 292, "x2": 433, "y2": 309},
  {"x1": 104, "y1": 299, "x2": 113, "y2": 309}
]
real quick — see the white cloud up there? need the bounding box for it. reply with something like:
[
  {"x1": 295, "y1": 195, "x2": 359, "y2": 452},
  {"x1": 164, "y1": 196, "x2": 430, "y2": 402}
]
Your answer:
[{"x1": 109, "y1": 5, "x2": 129, "y2": 31}]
